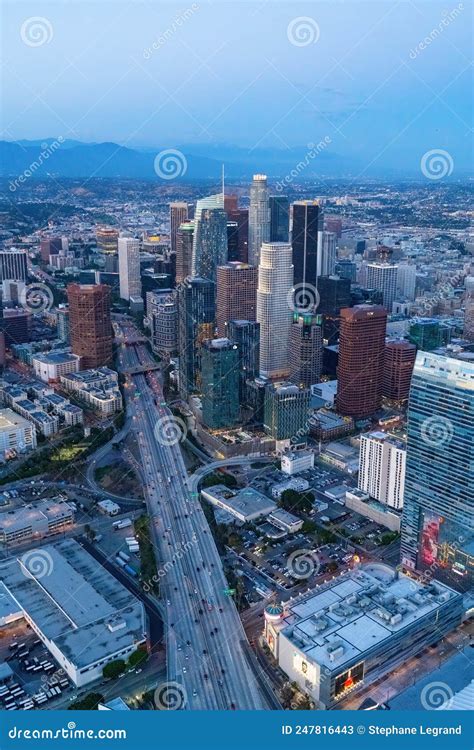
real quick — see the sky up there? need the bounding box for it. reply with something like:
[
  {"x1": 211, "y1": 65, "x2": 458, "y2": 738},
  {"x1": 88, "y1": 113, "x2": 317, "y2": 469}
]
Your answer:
[{"x1": 1, "y1": 0, "x2": 472, "y2": 174}]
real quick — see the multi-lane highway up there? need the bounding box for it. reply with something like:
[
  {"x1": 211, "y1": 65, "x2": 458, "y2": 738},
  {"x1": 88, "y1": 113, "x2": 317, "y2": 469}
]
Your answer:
[{"x1": 115, "y1": 323, "x2": 270, "y2": 710}]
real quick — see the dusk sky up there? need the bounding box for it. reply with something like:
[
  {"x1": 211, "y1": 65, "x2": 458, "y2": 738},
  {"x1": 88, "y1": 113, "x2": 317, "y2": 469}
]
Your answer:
[{"x1": 2, "y1": 1, "x2": 472, "y2": 174}]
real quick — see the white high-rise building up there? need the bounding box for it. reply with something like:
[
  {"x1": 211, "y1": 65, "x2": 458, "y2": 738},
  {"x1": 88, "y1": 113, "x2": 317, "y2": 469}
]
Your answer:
[
  {"x1": 248, "y1": 174, "x2": 270, "y2": 266},
  {"x1": 118, "y1": 238, "x2": 141, "y2": 301},
  {"x1": 257, "y1": 242, "x2": 293, "y2": 379},
  {"x1": 358, "y1": 431, "x2": 406, "y2": 510},
  {"x1": 367, "y1": 263, "x2": 398, "y2": 311},
  {"x1": 191, "y1": 193, "x2": 227, "y2": 282},
  {"x1": 320, "y1": 231, "x2": 337, "y2": 277},
  {"x1": 397, "y1": 263, "x2": 417, "y2": 301}
]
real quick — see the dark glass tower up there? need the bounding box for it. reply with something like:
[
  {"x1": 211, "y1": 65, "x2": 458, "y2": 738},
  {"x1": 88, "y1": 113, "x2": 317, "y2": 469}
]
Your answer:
[
  {"x1": 201, "y1": 338, "x2": 240, "y2": 429},
  {"x1": 292, "y1": 201, "x2": 323, "y2": 292},
  {"x1": 177, "y1": 277, "x2": 215, "y2": 398},
  {"x1": 269, "y1": 196, "x2": 290, "y2": 242}
]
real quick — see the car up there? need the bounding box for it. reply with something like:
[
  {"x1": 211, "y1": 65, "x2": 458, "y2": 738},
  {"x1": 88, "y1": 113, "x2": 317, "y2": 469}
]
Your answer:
[
  {"x1": 182, "y1": 666, "x2": 187, "y2": 673},
  {"x1": 192, "y1": 689, "x2": 197, "y2": 697}
]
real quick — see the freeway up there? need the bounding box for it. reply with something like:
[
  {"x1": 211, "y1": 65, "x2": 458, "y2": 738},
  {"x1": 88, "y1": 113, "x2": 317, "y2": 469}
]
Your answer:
[{"x1": 116, "y1": 327, "x2": 270, "y2": 710}]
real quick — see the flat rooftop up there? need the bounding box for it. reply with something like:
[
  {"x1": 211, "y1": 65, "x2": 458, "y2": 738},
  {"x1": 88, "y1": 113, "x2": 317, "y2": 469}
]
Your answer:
[
  {"x1": 0, "y1": 500, "x2": 72, "y2": 533},
  {"x1": 202, "y1": 485, "x2": 276, "y2": 519},
  {"x1": 0, "y1": 409, "x2": 32, "y2": 433}
]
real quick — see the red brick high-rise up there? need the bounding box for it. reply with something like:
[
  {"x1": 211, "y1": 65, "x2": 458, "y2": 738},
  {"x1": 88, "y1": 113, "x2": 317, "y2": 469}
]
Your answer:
[
  {"x1": 67, "y1": 284, "x2": 113, "y2": 368},
  {"x1": 336, "y1": 305, "x2": 387, "y2": 418},
  {"x1": 383, "y1": 340, "x2": 416, "y2": 402},
  {"x1": 216, "y1": 262, "x2": 257, "y2": 337}
]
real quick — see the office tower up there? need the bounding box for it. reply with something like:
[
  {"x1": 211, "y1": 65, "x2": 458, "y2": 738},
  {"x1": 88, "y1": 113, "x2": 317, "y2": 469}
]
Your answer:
[
  {"x1": 248, "y1": 174, "x2": 270, "y2": 266},
  {"x1": 141, "y1": 271, "x2": 172, "y2": 314},
  {"x1": 257, "y1": 242, "x2": 293, "y2": 380},
  {"x1": 40, "y1": 237, "x2": 62, "y2": 263},
  {"x1": 325, "y1": 216, "x2": 342, "y2": 238},
  {"x1": 292, "y1": 201, "x2": 323, "y2": 293},
  {"x1": 317, "y1": 275, "x2": 352, "y2": 346},
  {"x1": 336, "y1": 305, "x2": 387, "y2": 418},
  {"x1": 191, "y1": 194, "x2": 227, "y2": 282},
  {"x1": 151, "y1": 292, "x2": 177, "y2": 356},
  {"x1": 383, "y1": 340, "x2": 416, "y2": 402},
  {"x1": 96, "y1": 226, "x2": 119, "y2": 255},
  {"x1": 0, "y1": 249, "x2": 27, "y2": 282},
  {"x1": 224, "y1": 194, "x2": 238, "y2": 213},
  {"x1": 226, "y1": 207, "x2": 249, "y2": 263},
  {"x1": 320, "y1": 231, "x2": 337, "y2": 277},
  {"x1": 175, "y1": 221, "x2": 194, "y2": 284},
  {"x1": 67, "y1": 283, "x2": 113, "y2": 368},
  {"x1": 269, "y1": 196, "x2": 290, "y2": 242},
  {"x1": 263, "y1": 383, "x2": 310, "y2": 444},
  {"x1": 463, "y1": 292, "x2": 474, "y2": 341},
  {"x1": 118, "y1": 238, "x2": 141, "y2": 301},
  {"x1": 227, "y1": 320, "x2": 260, "y2": 403},
  {"x1": 358, "y1": 431, "x2": 406, "y2": 510},
  {"x1": 350, "y1": 285, "x2": 383, "y2": 307},
  {"x1": 56, "y1": 308, "x2": 70, "y2": 344},
  {"x1": 335, "y1": 259, "x2": 357, "y2": 282},
  {"x1": 201, "y1": 338, "x2": 240, "y2": 429},
  {"x1": 397, "y1": 263, "x2": 417, "y2": 301},
  {"x1": 408, "y1": 319, "x2": 452, "y2": 351},
  {"x1": 177, "y1": 277, "x2": 215, "y2": 397},
  {"x1": 216, "y1": 262, "x2": 257, "y2": 337},
  {"x1": 226, "y1": 221, "x2": 240, "y2": 262},
  {"x1": 0, "y1": 309, "x2": 32, "y2": 346},
  {"x1": 400, "y1": 352, "x2": 474, "y2": 592},
  {"x1": 170, "y1": 202, "x2": 189, "y2": 255},
  {"x1": 367, "y1": 262, "x2": 398, "y2": 312},
  {"x1": 289, "y1": 312, "x2": 323, "y2": 387}
]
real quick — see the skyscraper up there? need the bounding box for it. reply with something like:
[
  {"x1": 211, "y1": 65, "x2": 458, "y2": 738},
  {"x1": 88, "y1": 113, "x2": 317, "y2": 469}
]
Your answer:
[
  {"x1": 226, "y1": 207, "x2": 249, "y2": 263},
  {"x1": 263, "y1": 383, "x2": 310, "y2": 444},
  {"x1": 335, "y1": 259, "x2": 357, "y2": 282},
  {"x1": 175, "y1": 221, "x2": 194, "y2": 284},
  {"x1": 0, "y1": 248, "x2": 27, "y2": 282},
  {"x1": 201, "y1": 338, "x2": 240, "y2": 429},
  {"x1": 289, "y1": 312, "x2": 323, "y2": 387},
  {"x1": 383, "y1": 340, "x2": 416, "y2": 402},
  {"x1": 269, "y1": 196, "x2": 290, "y2": 242},
  {"x1": 40, "y1": 237, "x2": 62, "y2": 264},
  {"x1": 177, "y1": 277, "x2": 215, "y2": 397},
  {"x1": 150, "y1": 290, "x2": 178, "y2": 356},
  {"x1": 397, "y1": 263, "x2": 417, "y2": 301},
  {"x1": 191, "y1": 194, "x2": 227, "y2": 282},
  {"x1": 463, "y1": 291, "x2": 474, "y2": 341},
  {"x1": 367, "y1": 262, "x2": 398, "y2": 312},
  {"x1": 170, "y1": 202, "x2": 189, "y2": 255},
  {"x1": 257, "y1": 242, "x2": 293, "y2": 380},
  {"x1": 320, "y1": 231, "x2": 337, "y2": 277},
  {"x1": 216, "y1": 262, "x2": 257, "y2": 337},
  {"x1": 400, "y1": 351, "x2": 474, "y2": 592},
  {"x1": 292, "y1": 201, "x2": 323, "y2": 293},
  {"x1": 317, "y1": 274, "x2": 352, "y2": 346},
  {"x1": 227, "y1": 320, "x2": 260, "y2": 404},
  {"x1": 67, "y1": 283, "x2": 113, "y2": 368},
  {"x1": 358, "y1": 431, "x2": 406, "y2": 510},
  {"x1": 336, "y1": 305, "x2": 387, "y2": 418},
  {"x1": 118, "y1": 238, "x2": 141, "y2": 301},
  {"x1": 248, "y1": 174, "x2": 270, "y2": 266}
]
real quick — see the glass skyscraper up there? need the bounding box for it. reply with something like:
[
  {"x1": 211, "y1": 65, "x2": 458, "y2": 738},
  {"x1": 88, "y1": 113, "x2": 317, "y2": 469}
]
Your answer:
[
  {"x1": 400, "y1": 351, "x2": 474, "y2": 592},
  {"x1": 269, "y1": 196, "x2": 290, "y2": 243},
  {"x1": 177, "y1": 277, "x2": 215, "y2": 398},
  {"x1": 201, "y1": 338, "x2": 240, "y2": 429}
]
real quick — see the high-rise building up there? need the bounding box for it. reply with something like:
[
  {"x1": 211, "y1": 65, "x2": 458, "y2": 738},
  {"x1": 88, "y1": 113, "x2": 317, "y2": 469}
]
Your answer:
[
  {"x1": 400, "y1": 351, "x2": 474, "y2": 592},
  {"x1": 0, "y1": 309, "x2": 32, "y2": 346},
  {"x1": 248, "y1": 175, "x2": 270, "y2": 266},
  {"x1": 408, "y1": 318, "x2": 452, "y2": 351},
  {"x1": 170, "y1": 202, "x2": 189, "y2": 255},
  {"x1": 224, "y1": 194, "x2": 238, "y2": 213},
  {"x1": 226, "y1": 221, "x2": 239, "y2": 262},
  {"x1": 227, "y1": 320, "x2": 260, "y2": 404},
  {"x1": 216, "y1": 262, "x2": 257, "y2": 337},
  {"x1": 177, "y1": 277, "x2": 215, "y2": 397},
  {"x1": 96, "y1": 226, "x2": 119, "y2": 255},
  {"x1": 67, "y1": 283, "x2": 113, "y2": 368},
  {"x1": 397, "y1": 263, "x2": 417, "y2": 301},
  {"x1": 367, "y1": 263, "x2": 398, "y2": 312},
  {"x1": 383, "y1": 340, "x2": 416, "y2": 402},
  {"x1": 226, "y1": 208, "x2": 249, "y2": 263},
  {"x1": 289, "y1": 312, "x2": 323, "y2": 387},
  {"x1": 150, "y1": 290, "x2": 177, "y2": 356},
  {"x1": 335, "y1": 259, "x2": 357, "y2": 282},
  {"x1": 201, "y1": 338, "x2": 240, "y2": 429},
  {"x1": 336, "y1": 305, "x2": 387, "y2": 418},
  {"x1": 175, "y1": 221, "x2": 194, "y2": 284},
  {"x1": 191, "y1": 195, "x2": 227, "y2": 282},
  {"x1": 324, "y1": 216, "x2": 342, "y2": 238},
  {"x1": 263, "y1": 383, "x2": 310, "y2": 444},
  {"x1": 269, "y1": 196, "x2": 290, "y2": 243},
  {"x1": 0, "y1": 249, "x2": 27, "y2": 282},
  {"x1": 358, "y1": 431, "x2": 406, "y2": 510},
  {"x1": 292, "y1": 201, "x2": 323, "y2": 293},
  {"x1": 320, "y1": 231, "x2": 337, "y2": 277},
  {"x1": 317, "y1": 275, "x2": 352, "y2": 346},
  {"x1": 257, "y1": 242, "x2": 293, "y2": 380},
  {"x1": 56, "y1": 308, "x2": 70, "y2": 344},
  {"x1": 463, "y1": 292, "x2": 474, "y2": 341},
  {"x1": 40, "y1": 237, "x2": 62, "y2": 264},
  {"x1": 118, "y1": 238, "x2": 141, "y2": 301}
]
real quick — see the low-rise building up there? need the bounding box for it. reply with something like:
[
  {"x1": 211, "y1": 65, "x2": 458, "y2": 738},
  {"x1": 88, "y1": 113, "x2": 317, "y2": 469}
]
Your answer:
[
  {"x1": 32, "y1": 351, "x2": 81, "y2": 383},
  {"x1": 281, "y1": 451, "x2": 315, "y2": 476},
  {"x1": 268, "y1": 508, "x2": 304, "y2": 534},
  {"x1": 60, "y1": 368, "x2": 122, "y2": 414},
  {"x1": 309, "y1": 409, "x2": 355, "y2": 441},
  {"x1": 97, "y1": 499, "x2": 120, "y2": 516},
  {"x1": 320, "y1": 441, "x2": 359, "y2": 474},
  {"x1": 0, "y1": 409, "x2": 37, "y2": 458},
  {"x1": 201, "y1": 484, "x2": 276, "y2": 522},
  {"x1": 0, "y1": 500, "x2": 74, "y2": 546},
  {"x1": 271, "y1": 477, "x2": 310, "y2": 500},
  {"x1": 345, "y1": 489, "x2": 401, "y2": 532}
]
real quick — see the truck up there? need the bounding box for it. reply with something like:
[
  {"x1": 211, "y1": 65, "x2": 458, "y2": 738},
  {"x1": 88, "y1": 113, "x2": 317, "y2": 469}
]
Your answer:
[
  {"x1": 115, "y1": 557, "x2": 126, "y2": 568},
  {"x1": 124, "y1": 564, "x2": 138, "y2": 577},
  {"x1": 112, "y1": 518, "x2": 132, "y2": 530},
  {"x1": 118, "y1": 551, "x2": 130, "y2": 563}
]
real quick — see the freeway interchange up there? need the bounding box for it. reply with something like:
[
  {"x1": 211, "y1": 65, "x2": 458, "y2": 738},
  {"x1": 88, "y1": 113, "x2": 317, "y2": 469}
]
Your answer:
[{"x1": 116, "y1": 322, "x2": 269, "y2": 710}]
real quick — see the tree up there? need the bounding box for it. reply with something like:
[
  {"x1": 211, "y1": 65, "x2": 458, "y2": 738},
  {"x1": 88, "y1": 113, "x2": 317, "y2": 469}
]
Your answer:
[
  {"x1": 102, "y1": 659, "x2": 126, "y2": 680},
  {"x1": 68, "y1": 693, "x2": 104, "y2": 710},
  {"x1": 279, "y1": 489, "x2": 314, "y2": 514},
  {"x1": 128, "y1": 648, "x2": 148, "y2": 668}
]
